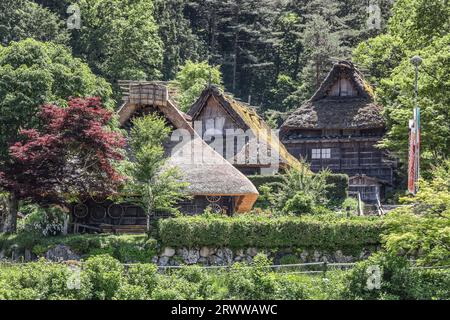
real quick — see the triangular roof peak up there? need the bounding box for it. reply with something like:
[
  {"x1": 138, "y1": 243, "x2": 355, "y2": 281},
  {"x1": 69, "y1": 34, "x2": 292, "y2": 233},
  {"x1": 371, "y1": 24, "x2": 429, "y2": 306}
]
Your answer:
[
  {"x1": 310, "y1": 60, "x2": 374, "y2": 102},
  {"x1": 188, "y1": 85, "x2": 302, "y2": 170}
]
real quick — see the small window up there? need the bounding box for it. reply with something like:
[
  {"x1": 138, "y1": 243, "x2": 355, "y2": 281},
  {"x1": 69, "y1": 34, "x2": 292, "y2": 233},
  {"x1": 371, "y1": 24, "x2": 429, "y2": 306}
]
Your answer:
[
  {"x1": 312, "y1": 148, "x2": 331, "y2": 159},
  {"x1": 321, "y1": 148, "x2": 331, "y2": 159},
  {"x1": 311, "y1": 149, "x2": 321, "y2": 159}
]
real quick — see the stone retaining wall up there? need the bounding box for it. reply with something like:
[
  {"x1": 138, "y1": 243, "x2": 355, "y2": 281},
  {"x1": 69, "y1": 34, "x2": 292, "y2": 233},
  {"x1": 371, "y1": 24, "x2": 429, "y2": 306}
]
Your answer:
[{"x1": 153, "y1": 246, "x2": 379, "y2": 266}]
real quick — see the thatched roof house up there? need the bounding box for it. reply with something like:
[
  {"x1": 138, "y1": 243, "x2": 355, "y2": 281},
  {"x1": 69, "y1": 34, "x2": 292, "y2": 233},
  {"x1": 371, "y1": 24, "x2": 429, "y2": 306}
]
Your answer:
[
  {"x1": 117, "y1": 82, "x2": 259, "y2": 213},
  {"x1": 188, "y1": 85, "x2": 302, "y2": 175},
  {"x1": 280, "y1": 61, "x2": 395, "y2": 203},
  {"x1": 281, "y1": 61, "x2": 384, "y2": 133}
]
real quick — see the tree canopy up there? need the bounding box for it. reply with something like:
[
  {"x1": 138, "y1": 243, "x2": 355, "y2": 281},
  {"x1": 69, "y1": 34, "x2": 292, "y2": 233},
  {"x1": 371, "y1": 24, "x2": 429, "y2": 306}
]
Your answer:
[
  {"x1": 0, "y1": 0, "x2": 69, "y2": 46},
  {"x1": 0, "y1": 39, "x2": 113, "y2": 161},
  {"x1": 353, "y1": 0, "x2": 450, "y2": 176}
]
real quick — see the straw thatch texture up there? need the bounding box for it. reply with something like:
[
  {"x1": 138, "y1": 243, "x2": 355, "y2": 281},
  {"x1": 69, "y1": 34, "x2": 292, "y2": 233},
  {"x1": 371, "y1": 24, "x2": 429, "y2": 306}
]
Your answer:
[
  {"x1": 117, "y1": 82, "x2": 259, "y2": 212},
  {"x1": 281, "y1": 61, "x2": 384, "y2": 132}
]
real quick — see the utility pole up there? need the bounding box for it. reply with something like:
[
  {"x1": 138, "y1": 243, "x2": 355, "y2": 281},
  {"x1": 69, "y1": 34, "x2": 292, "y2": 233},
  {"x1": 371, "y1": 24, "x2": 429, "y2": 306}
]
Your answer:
[{"x1": 408, "y1": 56, "x2": 422, "y2": 195}]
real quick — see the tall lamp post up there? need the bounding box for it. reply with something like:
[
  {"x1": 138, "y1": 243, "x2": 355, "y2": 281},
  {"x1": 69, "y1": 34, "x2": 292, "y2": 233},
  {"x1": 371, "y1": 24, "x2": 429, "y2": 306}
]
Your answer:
[{"x1": 408, "y1": 56, "x2": 422, "y2": 195}]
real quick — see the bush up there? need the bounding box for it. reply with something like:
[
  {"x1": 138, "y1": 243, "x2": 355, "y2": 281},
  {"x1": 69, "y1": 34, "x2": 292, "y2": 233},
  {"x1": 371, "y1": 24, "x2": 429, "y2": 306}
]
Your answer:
[
  {"x1": 282, "y1": 192, "x2": 314, "y2": 215},
  {"x1": 158, "y1": 214, "x2": 383, "y2": 252},
  {"x1": 0, "y1": 233, "x2": 157, "y2": 263},
  {"x1": 344, "y1": 252, "x2": 450, "y2": 300},
  {"x1": 18, "y1": 204, "x2": 67, "y2": 236},
  {"x1": 226, "y1": 254, "x2": 278, "y2": 300},
  {"x1": 325, "y1": 174, "x2": 349, "y2": 207},
  {"x1": 248, "y1": 175, "x2": 285, "y2": 189},
  {"x1": 0, "y1": 259, "x2": 91, "y2": 300},
  {"x1": 83, "y1": 255, "x2": 125, "y2": 300}
]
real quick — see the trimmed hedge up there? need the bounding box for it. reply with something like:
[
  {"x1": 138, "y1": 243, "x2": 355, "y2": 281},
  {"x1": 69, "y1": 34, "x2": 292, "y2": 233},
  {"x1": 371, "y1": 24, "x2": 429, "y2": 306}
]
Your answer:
[
  {"x1": 247, "y1": 175, "x2": 284, "y2": 189},
  {"x1": 158, "y1": 215, "x2": 384, "y2": 251}
]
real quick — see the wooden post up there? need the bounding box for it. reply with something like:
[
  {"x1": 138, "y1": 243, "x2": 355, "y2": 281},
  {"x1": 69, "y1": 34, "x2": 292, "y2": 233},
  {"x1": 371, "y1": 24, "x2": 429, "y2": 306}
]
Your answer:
[{"x1": 357, "y1": 191, "x2": 363, "y2": 216}]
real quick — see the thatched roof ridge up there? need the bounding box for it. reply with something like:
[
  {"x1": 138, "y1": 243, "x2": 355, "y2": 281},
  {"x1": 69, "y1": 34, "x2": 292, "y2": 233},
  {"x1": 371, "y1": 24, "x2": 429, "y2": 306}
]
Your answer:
[
  {"x1": 188, "y1": 86, "x2": 302, "y2": 170},
  {"x1": 117, "y1": 83, "x2": 259, "y2": 212},
  {"x1": 281, "y1": 61, "x2": 384, "y2": 131}
]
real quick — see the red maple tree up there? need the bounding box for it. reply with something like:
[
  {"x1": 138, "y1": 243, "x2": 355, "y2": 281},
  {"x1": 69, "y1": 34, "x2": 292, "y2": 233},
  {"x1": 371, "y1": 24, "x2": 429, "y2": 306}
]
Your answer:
[{"x1": 0, "y1": 97, "x2": 126, "y2": 207}]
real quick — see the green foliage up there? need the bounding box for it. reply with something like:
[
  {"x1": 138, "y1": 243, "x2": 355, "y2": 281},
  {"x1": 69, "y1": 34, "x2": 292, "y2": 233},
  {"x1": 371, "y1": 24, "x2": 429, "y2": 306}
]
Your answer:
[
  {"x1": 72, "y1": 0, "x2": 163, "y2": 90},
  {"x1": 325, "y1": 174, "x2": 349, "y2": 207},
  {"x1": 154, "y1": 0, "x2": 204, "y2": 80},
  {"x1": 226, "y1": 254, "x2": 278, "y2": 300},
  {"x1": 0, "y1": 253, "x2": 446, "y2": 300},
  {"x1": 344, "y1": 252, "x2": 450, "y2": 300},
  {"x1": 377, "y1": 35, "x2": 450, "y2": 174},
  {"x1": 0, "y1": 233, "x2": 156, "y2": 263},
  {"x1": 0, "y1": 259, "x2": 91, "y2": 300},
  {"x1": 279, "y1": 254, "x2": 300, "y2": 265},
  {"x1": 282, "y1": 192, "x2": 315, "y2": 215},
  {"x1": 382, "y1": 160, "x2": 450, "y2": 266},
  {"x1": 18, "y1": 204, "x2": 67, "y2": 237},
  {"x1": 353, "y1": 34, "x2": 405, "y2": 85},
  {"x1": 247, "y1": 175, "x2": 284, "y2": 189},
  {"x1": 353, "y1": 0, "x2": 450, "y2": 176},
  {"x1": 172, "y1": 60, "x2": 223, "y2": 111},
  {"x1": 84, "y1": 254, "x2": 124, "y2": 300},
  {"x1": 388, "y1": 0, "x2": 449, "y2": 50},
  {"x1": 123, "y1": 114, "x2": 189, "y2": 228},
  {"x1": 275, "y1": 164, "x2": 332, "y2": 214},
  {"x1": 0, "y1": 0, "x2": 69, "y2": 46},
  {"x1": 0, "y1": 39, "x2": 113, "y2": 160},
  {"x1": 158, "y1": 214, "x2": 384, "y2": 251}
]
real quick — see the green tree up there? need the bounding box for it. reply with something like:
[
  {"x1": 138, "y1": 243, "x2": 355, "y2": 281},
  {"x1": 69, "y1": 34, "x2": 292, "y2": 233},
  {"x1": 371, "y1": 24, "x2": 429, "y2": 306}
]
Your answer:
[
  {"x1": 123, "y1": 114, "x2": 189, "y2": 231},
  {"x1": 377, "y1": 35, "x2": 450, "y2": 173},
  {"x1": 0, "y1": 0, "x2": 69, "y2": 46},
  {"x1": 71, "y1": 0, "x2": 163, "y2": 92},
  {"x1": 154, "y1": 0, "x2": 205, "y2": 80},
  {"x1": 172, "y1": 60, "x2": 223, "y2": 111},
  {"x1": 0, "y1": 39, "x2": 113, "y2": 162},
  {"x1": 353, "y1": 34, "x2": 406, "y2": 85},
  {"x1": 353, "y1": 0, "x2": 450, "y2": 177},
  {"x1": 383, "y1": 160, "x2": 450, "y2": 266}
]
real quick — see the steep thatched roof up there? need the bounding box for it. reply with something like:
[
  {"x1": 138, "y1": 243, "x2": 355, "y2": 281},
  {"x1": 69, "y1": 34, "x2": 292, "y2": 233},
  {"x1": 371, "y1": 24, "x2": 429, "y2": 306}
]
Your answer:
[
  {"x1": 188, "y1": 86, "x2": 302, "y2": 170},
  {"x1": 281, "y1": 61, "x2": 384, "y2": 132},
  {"x1": 117, "y1": 82, "x2": 259, "y2": 212}
]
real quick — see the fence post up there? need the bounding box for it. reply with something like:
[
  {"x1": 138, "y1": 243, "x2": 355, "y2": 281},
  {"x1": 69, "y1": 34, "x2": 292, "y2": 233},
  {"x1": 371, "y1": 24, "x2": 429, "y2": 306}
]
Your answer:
[{"x1": 323, "y1": 261, "x2": 328, "y2": 276}]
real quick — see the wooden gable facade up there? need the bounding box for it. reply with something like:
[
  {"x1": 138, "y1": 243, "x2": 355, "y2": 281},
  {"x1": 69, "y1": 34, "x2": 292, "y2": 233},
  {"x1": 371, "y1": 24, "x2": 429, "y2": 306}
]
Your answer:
[
  {"x1": 280, "y1": 61, "x2": 395, "y2": 203},
  {"x1": 188, "y1": 86, "x2": 302, "y2": 175}
]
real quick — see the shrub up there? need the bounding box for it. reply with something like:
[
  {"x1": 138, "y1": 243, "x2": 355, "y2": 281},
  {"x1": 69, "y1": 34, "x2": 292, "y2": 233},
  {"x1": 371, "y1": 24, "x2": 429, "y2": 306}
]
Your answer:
[
  {"x1": 282, "y1": 192, "x2": 314, "y2": 215},
  {"x1": 158, "y1": 214, "x2": 384, "y2": 252},
  {"x1": 226, "y1": 254, "x2": 278, "y2": 300},
  {"x1": 325, "y1": 174, "x2": 349, "y2": 207},
  {"x1": 0, "y1": 259, "x2": 91, "y2": 300},
  {"x1": 18, "y1": 204, "x2": 67, "y2": 236},
  {"x1": 247, "y1": 175, "x2": 285, "y2": 189},
  {"x1": 344, "y1": 252, "x2": 450, "y2": 300},
  {"x1": 126, "y1": 264, "x2": 158, "y2": 294},
  {"x1": 83, "y1": 255, "x2": 124, "y2": 300}
]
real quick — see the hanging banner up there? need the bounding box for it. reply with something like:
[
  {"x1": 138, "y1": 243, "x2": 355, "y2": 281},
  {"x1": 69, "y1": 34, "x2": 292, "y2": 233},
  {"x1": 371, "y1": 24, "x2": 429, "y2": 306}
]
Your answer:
[
  {"x1": 408, "y1": 107, "x2": 421, "y2": 194},
  {"x1": 408, "y1": 120, "x2": 416, "y2": 194}
]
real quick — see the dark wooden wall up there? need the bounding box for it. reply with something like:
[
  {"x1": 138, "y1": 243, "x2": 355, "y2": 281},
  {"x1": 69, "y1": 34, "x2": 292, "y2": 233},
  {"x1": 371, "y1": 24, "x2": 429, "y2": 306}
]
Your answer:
[{"x1": 283, "y1": 129, "x2": 394, "y2": 184}]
